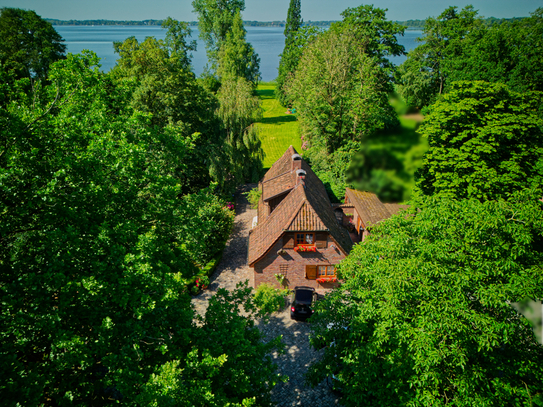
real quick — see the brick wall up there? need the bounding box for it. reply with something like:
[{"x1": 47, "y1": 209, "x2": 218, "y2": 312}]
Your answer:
[{"x1": 253, "y1": 234, "x2": 346, "y2": 293}]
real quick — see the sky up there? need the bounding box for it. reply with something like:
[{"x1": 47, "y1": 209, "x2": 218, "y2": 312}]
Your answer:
[{"x1": 0, "y1": 0, "x2": 541, "y2": 21}]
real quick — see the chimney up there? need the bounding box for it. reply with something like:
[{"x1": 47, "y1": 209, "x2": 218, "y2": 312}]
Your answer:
[
  {"x1": 291, "y1": 154, "x2": 302, "y2": 171},
  {"x1": 296, "y1": 169, "x2": 307, "y2": 186}
]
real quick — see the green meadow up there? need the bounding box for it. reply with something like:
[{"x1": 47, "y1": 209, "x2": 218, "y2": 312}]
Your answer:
[{"x1": 255, "y1": 82, "x2": 301, "y2": 169}]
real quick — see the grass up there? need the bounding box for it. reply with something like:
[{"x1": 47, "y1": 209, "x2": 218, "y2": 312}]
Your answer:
[{"x1": 255, "y1": 82, "x2": 301, "y2": 169}]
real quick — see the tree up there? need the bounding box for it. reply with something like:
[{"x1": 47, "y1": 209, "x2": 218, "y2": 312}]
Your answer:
[
  {"x1": 275, "y1": 0, "x2": 304, "y2": 105},
  {"x1": 192, "y1": 0, "x2": 245, "y2": 68},
  {"x1": 111, "y1": 25, "x2": 227, "y2": 192},
  {"x1": 161, "y1": 17, "x2": 197, "y2": 70},
  {"x1": 285, "y1": 24, "x2": 398, "y2": 198},
  {"x1": 0, "y1": 8, "x2": 66, "y2": 82},
  {"x1": 216, "y1": 76, "x2": 264, "y2": 185},
  {"x1": 416, "y1": 81, "x2": 543, "y2": 201},
  {"x1": 137, "y1": 282, "x2": 284, "y2": 407},
  {"x1": 397, "y1": 7, "x2": 543, "y2": 109},
  {"x1": 332, "y1": 5, "x2": 405, "y2": 75},
  {"x1": 216, "y1": 10, "x2": 260, "y2": 84},
  {"x1": 284, "y1": 0, "x2": 302, "y2": 44},
  {"x1": 397, "y1": 6, "x2": 483, "y2": 108},
  {"x1": 1, "y1": 52, "x2": 279, "y2": 406},
  {"x1": 308, "y1": 193, "x2": 543, "y2": 407}
]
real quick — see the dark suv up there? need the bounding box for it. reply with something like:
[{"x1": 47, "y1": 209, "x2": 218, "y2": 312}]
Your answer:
[{"x1": 290, "y1": 286, "x2": 317, "y2": 320}]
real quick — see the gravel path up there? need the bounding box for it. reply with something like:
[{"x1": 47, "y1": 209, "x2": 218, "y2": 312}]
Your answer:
[{"x1": 191, "y1": 184, "x2": 342, "y2": 406}]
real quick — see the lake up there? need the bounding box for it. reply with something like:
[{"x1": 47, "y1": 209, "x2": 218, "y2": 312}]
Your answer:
[{"x1": 55, "y1": 25, "x2": 422, "y2": 82}]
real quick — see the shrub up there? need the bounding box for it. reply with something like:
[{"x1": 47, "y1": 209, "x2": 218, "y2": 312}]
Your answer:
[
  {"x1": 244, "y1": 187, "x2": 262, "y2": 209},
  {"x1": 254, "y1": 283, "x2": 289, "y2": 314}
]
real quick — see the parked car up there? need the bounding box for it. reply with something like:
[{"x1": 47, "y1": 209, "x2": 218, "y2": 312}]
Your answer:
[{"x1": 290, "y1": 286, "x2": 317, "y2": 320}]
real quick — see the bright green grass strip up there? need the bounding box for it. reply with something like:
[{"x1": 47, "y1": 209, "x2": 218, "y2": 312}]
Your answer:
[{"x1": 255, "y1": 82, "x2": 301, "y2": 168}]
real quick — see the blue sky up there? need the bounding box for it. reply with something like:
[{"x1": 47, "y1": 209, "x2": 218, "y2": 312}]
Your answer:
[{"x1": 0, "y1": 0, "x2": 541, "y2": 21}]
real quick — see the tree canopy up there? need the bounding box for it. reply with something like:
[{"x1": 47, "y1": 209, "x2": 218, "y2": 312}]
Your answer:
[
  {"x1": 0, "y1": 7, "x2": 66, "y2": 83},
  {"x1": 309, "y1": 193, "x2": 543, "y2": 407},
  {"x1": 416, "y1": 81, "x2": 543, "y2": 201},
  {"x1": 192, "y1": 0, "x2": 246, "y2": 69},
  {"x1": 275, "y1": 0, "x2": 304, "y2": 106},
  {"x1": 216, "y1": 10, "x2": 260, "y2": 84},
  {"x1": 285, "y1": 6, "x2": 401, "y2": 199},
  {"x1": 397, "y1": 6, "x2": 543, "y2": 109},
  {"x1": 0, "y1": 50, "x2": 279, "y2": 406}
]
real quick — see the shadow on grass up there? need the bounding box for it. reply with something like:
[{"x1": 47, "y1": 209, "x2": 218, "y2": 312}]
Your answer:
[
  {"x1": 258, "y1": 114, "x2": 298, "y2": 125},
  {"x1": 256, "y1": 88, "x2": 275, "y2": 100}
]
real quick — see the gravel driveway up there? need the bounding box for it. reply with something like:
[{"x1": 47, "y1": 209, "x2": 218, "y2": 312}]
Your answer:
[{"x1": 192, "y1": 184, "x2": 342, "y2": 406}]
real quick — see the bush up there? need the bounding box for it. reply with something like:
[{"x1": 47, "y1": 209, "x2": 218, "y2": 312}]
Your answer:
[
  {"x1": 254, "y1": 283, "x2": 289, "y2": 314},
  {"x1": 244, "y1": 187, "x2": 262, "y2": 209}
]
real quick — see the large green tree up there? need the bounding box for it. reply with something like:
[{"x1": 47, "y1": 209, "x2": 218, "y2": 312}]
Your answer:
[
  {"x1": 111, "y1": 24, "x2": 227, "y2": 192},
  {"x1": 333, "y1": 5, "x2": 405, "y2": 75},
  {"x1": 275, "y1": 0, "x2": 303, "y2": 105},
  {"x1": 216, "y1": 10, "x2": 260, "y2": 84},
  {"x1": 192, "y1": 0, "x2": 245, "y2": 68},
  {"x1": 0, "y1": 52, "x2": 280, "y2": 406},
  {"x1": 216, "y1": 76, "x2": 264, "y2": 186},
  {"x1": 285, "y1": 8, "x2": 400, "y2": 199},
  {"x1": 0, "y1": 8, "x2": 66, "y2": 83},
  {"x1": 397, "y1": 6, "x2": 543, "y2": 109},
  {"x1": 309, "y1": 193, "x2": 543, "y2": 407},
  {"x1": 416, "y1": 81, "x2": 543, "y2": 201}
]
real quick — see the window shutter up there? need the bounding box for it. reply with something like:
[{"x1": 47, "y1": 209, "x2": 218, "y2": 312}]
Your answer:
[
  {"x1": 283, "y1": 233, "x2": 294, "y2": 249},
  {"x1": 315, "y1": 232, "x2": 328, "y2": 248},
  {"x1": 305, "y1": 265, "x2": 317, "y2": 280}
]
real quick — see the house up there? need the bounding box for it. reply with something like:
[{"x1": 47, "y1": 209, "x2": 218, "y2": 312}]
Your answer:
[
  {"x1": 248, "y1": 146, "x2": 353, "y2": 291},
  {"x1": 341, "y1": 188, "x2": 409, "y2": 242},
  {"x1": 248, "y1": 146, "x2": 408, "y2": 292}
]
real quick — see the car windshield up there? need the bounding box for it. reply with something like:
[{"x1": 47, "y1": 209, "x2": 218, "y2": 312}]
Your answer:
[{"x1": 295, "y1": 289, "x2": 313, "y2": 303}]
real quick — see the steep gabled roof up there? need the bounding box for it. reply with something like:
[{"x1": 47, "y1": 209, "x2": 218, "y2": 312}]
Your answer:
[
  {"x1": 261, "y1": 146, "x2": 300, "y2": 201},
  {"x1": 262, "y1": 145, "x2": 298, "y2": 183},
  {"x1": 248, "y1": 161, "x2": 353, "y2": 266},
  {"x1": 345, "y1": 188, "x2": 407, "y2": 228}
]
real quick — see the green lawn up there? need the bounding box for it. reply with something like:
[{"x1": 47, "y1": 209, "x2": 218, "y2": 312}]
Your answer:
[{"x1": 255, "y1": 82, "x2": 301, "y2": 169}]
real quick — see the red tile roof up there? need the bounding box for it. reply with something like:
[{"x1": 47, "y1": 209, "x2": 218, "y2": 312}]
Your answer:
[
  {"x1": 345, "y1": 188, "x2": 408, "y2": 228},
  {"x1": 384, "y1": 203, "x2": 409, "y2": 216},
  {"x1": 248, "y1": 148, "x2": 353, "y2": 266}
]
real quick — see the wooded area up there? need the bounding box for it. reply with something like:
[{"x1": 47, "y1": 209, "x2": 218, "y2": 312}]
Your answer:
[{"x1": 1, "y1": 1, "x2": 542, "y2": 405}]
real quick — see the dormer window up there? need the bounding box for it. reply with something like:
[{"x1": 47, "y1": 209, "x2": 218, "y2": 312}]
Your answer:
[{"x1": 296, "y1": 233, "x2": 314, "y2": 246}]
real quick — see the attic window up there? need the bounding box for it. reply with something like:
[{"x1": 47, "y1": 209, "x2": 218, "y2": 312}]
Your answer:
[{"x1": 296, "y1": 233, "x2": 314, "y2": 246}]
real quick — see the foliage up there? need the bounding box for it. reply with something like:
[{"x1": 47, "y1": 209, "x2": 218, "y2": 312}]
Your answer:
[
  {"x1": 308, "y1": 193, "x2": 543, "y2": 407},
  {"x1": 397, "y1": 6, "x2": 543, "y2": 109},
  {"x1": 284, "y1": 0, "x2": 302, "y2": 43},
  {"x1": 137, "y1": 282, "x2": 284, "y2": 406},
  {"x1": 216, "y1": 10, "x2": 260, "y2": 84},
  {"x1": 347, "y1": 115, "x2": 428, "y2": 202},
  {"x1": 254, "y1": 283, "x2": 289, "y2": 315},
  {"x1": 0, "y1": 8, "x2": 66, "y2": 83},
  {"x1": 192, "y1": 0, "x2": 246, "y2": 69},
  {"x1": 0, "y1": 52, "x2": 277, "y2": 406},
  {"x1": 416, "y1": 81, "x2": 543, "y2": 201},
  {"x1": 285, "y1": 12, "x2": 400, "y2": 199},
  {"x1": 244, "y1": 187, "x2": 262, "y2": 209},
  {"x1": 111, "y1": 24, "x2": 227, "y2": 192},
  {"x1": 275, "y1": 0, "x2": 307, "y2": 106},
  {"x1": 254, "y1": 83, "x2": 301, "y2": 168},
  {"x1": 216, "y1": 76, "x2": 264, "y2": 185},
  {"x1": 161, "y1": 17, "x2": 197, "y2": 70},
  {"x1": 331, "y1": 5, "x2": 406, "y2": 76}
]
